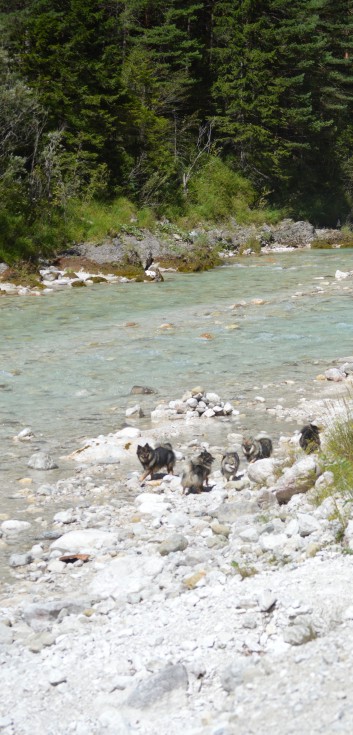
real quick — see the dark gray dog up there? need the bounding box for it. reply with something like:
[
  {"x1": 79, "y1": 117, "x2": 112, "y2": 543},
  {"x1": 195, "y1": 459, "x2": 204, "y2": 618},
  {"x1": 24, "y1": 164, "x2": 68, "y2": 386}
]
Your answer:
[
  {"x1": 221, "y1": 450, "x2": 240, "y2": 481},
  {"x1": 242, "y1": 436, "x2": 273, "y2": 463},
  {"x1": 181, "y1": 450, "x2": 215, "y2": 494}
]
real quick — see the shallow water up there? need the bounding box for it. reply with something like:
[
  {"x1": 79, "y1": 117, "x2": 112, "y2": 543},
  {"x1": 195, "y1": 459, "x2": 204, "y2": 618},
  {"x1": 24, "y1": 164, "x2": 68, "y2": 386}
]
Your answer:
[{"x1": 1, "y1": 249, "x2": 353, "y2": 506}]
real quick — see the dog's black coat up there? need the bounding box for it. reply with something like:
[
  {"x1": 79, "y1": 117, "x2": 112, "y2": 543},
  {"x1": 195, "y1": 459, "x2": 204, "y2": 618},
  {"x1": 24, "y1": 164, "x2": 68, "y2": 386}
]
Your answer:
[
  {"x1": 242, "y1": 436, "x2": 273, "y2": 463},
  {"x1": 137, "y1": 442, "x2": 176, "y2": 482},
  {"x1": 181, "y1": 449, "x2": 215, "y2": 494},
  {"x1": 299, "y1": 423, "x2": 321, "y2": 453}
]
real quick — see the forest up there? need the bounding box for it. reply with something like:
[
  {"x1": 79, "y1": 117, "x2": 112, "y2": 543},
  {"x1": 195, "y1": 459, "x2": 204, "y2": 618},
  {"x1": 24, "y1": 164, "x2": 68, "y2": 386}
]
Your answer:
[{"x1": 1, "y1": 0, "x2": 353, "y2": 262}]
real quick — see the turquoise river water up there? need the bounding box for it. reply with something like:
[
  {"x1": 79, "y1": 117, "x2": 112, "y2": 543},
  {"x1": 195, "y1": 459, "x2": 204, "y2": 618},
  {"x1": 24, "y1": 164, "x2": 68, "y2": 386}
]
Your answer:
[{"x1": 1, "y1": 248, "x2": 353, "y2": 497}]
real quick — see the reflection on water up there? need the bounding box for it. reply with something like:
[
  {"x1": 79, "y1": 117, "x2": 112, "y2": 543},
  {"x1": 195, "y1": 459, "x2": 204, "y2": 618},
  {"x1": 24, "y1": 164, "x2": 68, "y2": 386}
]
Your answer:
[{"x1": 1, "y1": 249, "x2": 353, "y2": 487}]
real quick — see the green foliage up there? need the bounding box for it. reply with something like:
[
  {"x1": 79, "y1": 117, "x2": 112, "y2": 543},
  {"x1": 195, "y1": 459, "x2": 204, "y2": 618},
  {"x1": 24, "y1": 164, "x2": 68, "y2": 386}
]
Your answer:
[
  {"x1": 185, "y1": 157, "x2": 255, "y2": 222},
  {"x1": 1, "y1": 0, "x2": 353, "y2": 260},
  {"x1": 320, "y1": 392, "x2": 353, "y2": 501}
]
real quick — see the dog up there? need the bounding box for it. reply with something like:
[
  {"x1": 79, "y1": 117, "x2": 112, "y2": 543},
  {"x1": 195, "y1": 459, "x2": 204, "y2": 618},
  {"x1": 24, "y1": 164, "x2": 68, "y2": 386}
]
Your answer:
[
  {"x1": 242, "y1": 436, "x2": 273, "y2": 463},
  {"x1": 181, "y1": 449, "x2": 215, "y2": 495},
  {"x1": 221, "y1": 450, "x2": 240, "y2": 481},
  {"x1": 136, "y1": 442, "x2": 176, "y2": 482},
  {"x1": 299, "y1": 423, "x2": 321, "y2": 453}
]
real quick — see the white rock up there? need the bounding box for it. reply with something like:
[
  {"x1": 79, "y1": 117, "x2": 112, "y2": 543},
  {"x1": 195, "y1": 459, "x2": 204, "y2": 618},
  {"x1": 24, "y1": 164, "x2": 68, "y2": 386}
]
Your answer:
[
  {"x1": 238, "y1": 527, "x2": 259, "y2": 543},
  {"x1": 205, "y1": 392, "x2": 221, "y2": 404},
  {"x1": 335, "y1": 269, "x2": 353, "y2": 280},
  {"x1": 28, "y1": 452, "x2": 58, "y2": 470},
  {"x1": 186, "y1": 397, "x2": 198, "y2": 408},
  {"x1": 47, "y1": 559, "x2": 66, "y2": 573},
  {"x1": 53, "y1": 510, "x2": 75, "y2": 524},
  {"x1": 51, "y1": 529, "x2": 118, "y2": 552},
  {"x1": 325, "y1": 368, "x2": 346, "y2": 382},
  {"x1": 15, "y1": 427, "x2": 34, "y2": 441},
  {"x1": 1, "y1": 520, "x2": 31, "y2": 534},
  {"x1": 48, "y1": 669, "x2": 67, "y2": 686},
  {"x1": 285, "y1": 519, "x2": 300, "y2": 537},
  {"x1": 223, "y1": 402, "x2": 234, "y2": 414},
  {"x1": 89, "y1": 554, "x2": 164, "y2": 600},
  {"x1": 247, "y1": 458, "x2": 277, "y2": 486},
  {"x1": 126, "y1": 404, "x2": 144, "y2": 418},
  {"x1": 259, "y1": 533, "x2": 288, "y2": 552},
  {"x1": 115, "y1": 427, "x2": 141, "y2": 439},
  {"x1": 202, "y1": 408, "x2": 216, "y2": 418},
  {"x1": 297, "y1": 513, "x2": 320, "y2": 537}
]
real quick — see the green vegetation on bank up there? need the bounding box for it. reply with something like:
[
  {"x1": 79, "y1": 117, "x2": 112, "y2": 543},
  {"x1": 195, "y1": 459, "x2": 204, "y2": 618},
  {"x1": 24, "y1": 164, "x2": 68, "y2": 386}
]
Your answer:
[{"x1": 1, "y1": 1, "x2": 353, "y2": 264}]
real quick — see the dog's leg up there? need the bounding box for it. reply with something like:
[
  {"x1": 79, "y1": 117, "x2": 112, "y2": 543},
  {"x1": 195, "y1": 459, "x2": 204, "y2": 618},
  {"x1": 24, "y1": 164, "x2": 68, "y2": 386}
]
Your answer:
[{"x1": 140, "y1": 468, "x2": 151, "y2": 482}]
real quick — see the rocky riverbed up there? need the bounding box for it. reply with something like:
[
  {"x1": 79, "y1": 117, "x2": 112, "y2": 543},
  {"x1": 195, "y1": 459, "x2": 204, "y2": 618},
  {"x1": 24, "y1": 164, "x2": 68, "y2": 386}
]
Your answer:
[{"x1": 1, "y1": 369, "x2": 353, "y2": 734}]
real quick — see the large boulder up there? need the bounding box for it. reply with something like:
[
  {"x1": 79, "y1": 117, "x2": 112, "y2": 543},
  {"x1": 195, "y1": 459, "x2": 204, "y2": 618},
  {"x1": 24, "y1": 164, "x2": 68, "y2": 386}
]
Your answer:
[
  {"x1": 272, "y1": 456, "x2": 320, "y2": 504},
  {"x1": 247, "y1": 458, "x2": 277, "y2": 486}
]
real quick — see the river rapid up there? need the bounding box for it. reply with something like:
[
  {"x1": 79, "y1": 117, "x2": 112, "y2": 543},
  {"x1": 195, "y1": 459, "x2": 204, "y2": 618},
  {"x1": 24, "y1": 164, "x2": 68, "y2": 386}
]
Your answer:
[{"x1": 1, "y1": 248, "x2": 353, "y2": 535}]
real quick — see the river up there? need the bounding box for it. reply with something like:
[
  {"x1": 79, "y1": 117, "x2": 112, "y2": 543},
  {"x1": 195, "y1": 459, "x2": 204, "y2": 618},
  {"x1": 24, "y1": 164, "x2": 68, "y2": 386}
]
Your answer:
[{"x1": 1, "y1": 248, "x2": 353, "y2": 529}]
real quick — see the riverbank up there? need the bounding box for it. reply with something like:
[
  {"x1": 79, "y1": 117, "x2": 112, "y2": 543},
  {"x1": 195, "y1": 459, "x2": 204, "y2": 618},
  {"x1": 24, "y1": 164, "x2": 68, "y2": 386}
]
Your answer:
[
  {"x1": 1, "y1": 361, "x2": 353, "y2": 734},
  {"x1": 0, "y1": 218, "x2": 350, "y2": 295}
]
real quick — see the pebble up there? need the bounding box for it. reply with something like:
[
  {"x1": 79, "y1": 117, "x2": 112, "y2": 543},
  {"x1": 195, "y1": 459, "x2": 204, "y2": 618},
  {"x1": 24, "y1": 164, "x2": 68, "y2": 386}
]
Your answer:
[{"x1": 159, "y1": 534, "x2": 188, "y2": 555}]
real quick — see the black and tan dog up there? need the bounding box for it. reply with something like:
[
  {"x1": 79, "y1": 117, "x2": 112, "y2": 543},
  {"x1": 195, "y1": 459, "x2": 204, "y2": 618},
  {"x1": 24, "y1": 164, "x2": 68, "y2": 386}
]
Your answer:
[
  {"x1": 181, "y1": 449, "x2": 215, "y2": 495},
  {"x1": 136, "y1": 442, "x2": 176, "y2": 482},
  {"x1": 242, "y1": 436, "x2": 273, "y2": 463},
  {"x1": 221, "y1": 450, "x2": 240, "y2": 481},
  {"x1": 299, "y1": 423, "x2": 321, "y2": 453}
]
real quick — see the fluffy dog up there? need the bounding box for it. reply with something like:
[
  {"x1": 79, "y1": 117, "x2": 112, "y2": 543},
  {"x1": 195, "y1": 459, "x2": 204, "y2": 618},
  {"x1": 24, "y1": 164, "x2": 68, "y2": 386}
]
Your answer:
[
  {"x1": 136, "y1": 442, "x2": 176, "y2": 482},
  {"x1": 181, "y1": 450, "x2": 215, "y2": 495},
  {"x1": 221, "y1": 450, "x2": 240, "y2": 481},
  {"x1": 242, "y1": 436, "x2": 273, "y2": 463},
  {"x1": 299, "y1": 423, "x2": 321, "y2": 453}
]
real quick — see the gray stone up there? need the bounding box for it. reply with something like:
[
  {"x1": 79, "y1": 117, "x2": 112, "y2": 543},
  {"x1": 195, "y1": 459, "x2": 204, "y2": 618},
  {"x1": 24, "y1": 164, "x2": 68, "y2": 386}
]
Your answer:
[
  {"x1": 283, "y1": 618, "x2": 317, "y2": 646},
  {"x1": 9, "y1": 552, "x2": 33, "y2": 567},
  {"x1": 213, "y1": 500, "x2": 256, "y2": 523},
  {"x1": 28, "y1": 452, "x2": 58, "y2": 470},
  {"x1": 220, "y1": 660, "x2": 245, "y2": 692},
  {"x1": 238, "y1": 526, "x2": 259, "y2": 543},
  {"x1": 23, "y1": 598, "x2": 89, "y2": 630},
  {"x1": 126, "y1": 663, "x2": 188, "y2": 709},
  {"x1": 273, "y1": 456, "x2": 319, "y2": 504},
  {"x1": 159, "y1": 534, "x2": 188, "y2": 556}
]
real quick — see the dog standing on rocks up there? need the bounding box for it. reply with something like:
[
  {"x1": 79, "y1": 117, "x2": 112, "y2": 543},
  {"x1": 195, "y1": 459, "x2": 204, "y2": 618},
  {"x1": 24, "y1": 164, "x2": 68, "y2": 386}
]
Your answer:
[
  {"x1": 299, "y1": 423, "x2": 321, "y2": 453},
  {"x1": 181, "y1": 450, "x2": 215, "y2": 494},
  {"x1": 242, "y1": 436, "x2": 273, "y2": 463},
  {"x1": 137, "y1": 442, "x2": 176, "y2": 482},
  {"x1": 221, "y1": 450, "x2": 240, "y2": 481}
]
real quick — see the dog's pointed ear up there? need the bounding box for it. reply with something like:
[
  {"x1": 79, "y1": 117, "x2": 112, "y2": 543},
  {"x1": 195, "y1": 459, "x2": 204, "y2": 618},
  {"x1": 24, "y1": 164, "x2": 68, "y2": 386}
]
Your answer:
[{"x1": 137, "y1": 444, "x2": 142, "y2": 450}]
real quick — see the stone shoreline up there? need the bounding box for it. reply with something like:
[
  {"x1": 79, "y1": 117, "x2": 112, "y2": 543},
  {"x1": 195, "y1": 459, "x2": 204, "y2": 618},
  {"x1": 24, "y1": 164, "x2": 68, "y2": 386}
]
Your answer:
[
  {"x1": 1, "y1": 366, "x2": 353, "y2": 734},
  {"x1": 0, "y1": 218, "x2": 347, "y2": 295}
]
